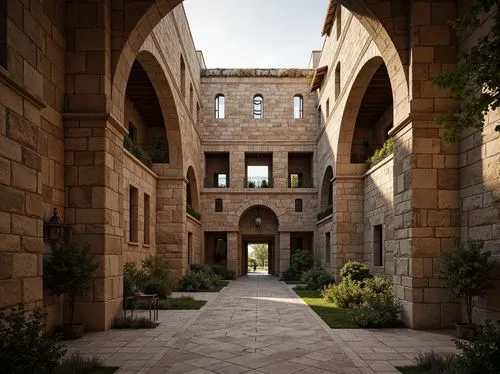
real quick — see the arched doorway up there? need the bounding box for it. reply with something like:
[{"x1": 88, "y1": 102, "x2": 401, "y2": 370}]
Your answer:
[
  {"x1": 320, "y1": 166, "x2": 334, "y2": 210},
  {"x1": 238, "y1": 205, "x2": 279, "y2": 276}
]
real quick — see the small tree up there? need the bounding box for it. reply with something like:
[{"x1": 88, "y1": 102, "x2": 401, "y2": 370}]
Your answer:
[
  {"x1": 44, "y1": 241, "x2": 99, "y2": 326},
  {"x1": 440, "y1": 239, "x2": 493, "y2": 327}
]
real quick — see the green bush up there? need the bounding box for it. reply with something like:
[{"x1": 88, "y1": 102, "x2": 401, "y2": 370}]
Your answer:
[
  {"x1": 209, "y1": 264, "x2": 236, "y2": 280},
  {"x1": 123, "y1": 135, "x2": 152, "y2": 168},
  {"x1": 411, "y1": 351, "x2": 457, "y2": 374},
  {"x1": 177, "y1": 270, "x2": 222, "y2": 292},
  {"x1": 123, "y1": 256, "x2": 172, "y2": 299},
  {"x1": 301, "y1": 268, "x2": 335, "y2": 290},
  {"x1": 123, "y1": 262, "x2": 147, "y2": 297},
  {"x1": 316, "y1": 205, "x2": 333, "y2": 221},
  {"x1": 339, "y1": 261, "x2": 371, "y2": 282},
  {"x1": 281, "y1": 267, "x2": 300, "y2": 281},
  {"x1": 452, "y1": 320, "x2": 500, "y2": 373},
  {"x1": 189, "y1": 264, "x2": 214, "y2": 275},
  {"x1": 0, "y1": 305, "x2": 66, "y2": 374},
  {"x1": 187, "y1": 204, "x2": 201, "y2": 220},
  {"x1": 365, "y1": 137, "x2": 393, "y2": 169},
  {"x1": 321, "y1": 278, "x2": 363, "y2": 308},
  {"x1": 55, "y1": 353, "x2": 113, "y2": 374},
  {"x1": 112, "y1": 317, "x2": 158, "y2": 329},
  {"x1": 290, "y1": 250, "x2": 314, "y2": 276},
  {"x1": 143, "y1": 280, "x2": 170, "y2": 299},
  {"x1": 349, "y1": 276, "x2": 402, "y2": 327}
]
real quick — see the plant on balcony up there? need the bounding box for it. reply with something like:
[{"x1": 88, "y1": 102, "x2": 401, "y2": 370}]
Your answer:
[
  {"x1": 123, "y1": 135, "x2": 152, "y2": 168},
  {"x1": 43, "y1": 241, "x2": 99, "y2": 339},
  {"x1": 316, "y1": 205, "x2": 333, "y2": 221},
  {"x1": 186, "y1": 204, "x2": 201, "y2": 220},
  {"x1": 248, "y1": 181, "x2": 256, "y2": 188},
  {"x1": 261, "y1": 180, "x2": 269, "y2": 188},
  {"x1": 440, "y1": 239, "x2": 493, "y2": 339},
  {"x1": 150, "y1": 137, "x2": 169, "y2": 163},
  {"x1": 365, "y1": 137, "x2": 394, "y2": 169}
]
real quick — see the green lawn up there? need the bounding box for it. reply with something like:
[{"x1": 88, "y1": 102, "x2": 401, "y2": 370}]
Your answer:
[{"x1": 294, "y1": 289, "x2": 357, "y2": 328}]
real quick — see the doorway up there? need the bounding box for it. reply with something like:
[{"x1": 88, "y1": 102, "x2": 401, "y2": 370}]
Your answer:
[{"x1": 242, "y1": 237, "x2": 274, "y2": 276}]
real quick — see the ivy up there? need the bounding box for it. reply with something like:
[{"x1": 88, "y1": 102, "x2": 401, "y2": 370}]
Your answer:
[
  {"x1": 365, "y1": 138, "x2": 394, "y2": 169},
  {"x1": 432, "y1": 1, "x2": 500, "y2": 143}
]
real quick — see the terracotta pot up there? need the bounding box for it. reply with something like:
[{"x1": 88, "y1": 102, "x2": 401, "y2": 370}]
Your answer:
[
  {"x1": 55, "y1": 322, "x2": 85, "y2": 340},
  {"x1": 455, "y1": 322, "x2": 476, "y2": 340}
]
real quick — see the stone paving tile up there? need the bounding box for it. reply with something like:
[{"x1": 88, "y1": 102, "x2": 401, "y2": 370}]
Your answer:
[{"x1": 66, "y1": 275, "x2": 457, "y2": 373}]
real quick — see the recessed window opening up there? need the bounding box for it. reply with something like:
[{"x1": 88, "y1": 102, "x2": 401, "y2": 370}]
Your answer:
[
  {"x1": 215, "y1": 173, "x2": 228, "y2": 188},
  {"x1": 180, "y1": 55, "x2": 186, "y2": 97},
  {"x1": 188, "y1": 232, "x2": 193, "y2": 265},
  {"x1": 0, "y1": 1, "x2": 6, "y2": 68},
  {"x1": 289, "y1": 173, "x2": 303, "y2": 188},
  {"x1": 189, "y1": 83, "x2": 194, "y2": 115},
  {"x1": 326, "y1": 99, "x2": 330, "y2": 117},
  {"x1": 325, "y1": 232, "x2": 331, "y2": 264},
  {"x1": 295, "y1": 199, "x2": 303, "y2": 212},
  {"x1": 215, "y1": 198, "x2": 223, "y2": 212},
  {"x1": 247, "y1": 165, "x2": 269, "y2": 188},
  {"x1": 335, "y1": 62, "x2": 341, "y2": 100},
  {"x1": 144, "y1": 194, "x2": 150, "y2": 244},
  {"x1": 294, "y1": 95, "x2": 304, "y2": 119},
  {"x1": 129, "y1": 186, "x2": 138, "y2": 242},
  {"x1": 215, "y1": 94, "x2": 225, "y2": 119},
  {"x1": 373, "y1": 225, "x2": 383, "y2": 266},
  {"x1": 253, "y1": 94, "x2": 263, "y2": 119},
  {"x1": 336, "y1": 6, "x2": 342, "y2": 40},
  {"x1": 128, "y1": 123, "x2": 137, "y2": 142}
]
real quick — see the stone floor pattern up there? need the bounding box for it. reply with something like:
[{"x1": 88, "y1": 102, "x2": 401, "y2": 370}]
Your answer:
[{"x1": 67, "y1": 275, "x2": 457, "y2": 373}]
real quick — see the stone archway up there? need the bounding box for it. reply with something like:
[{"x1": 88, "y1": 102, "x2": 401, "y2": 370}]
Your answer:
[
  {"x1": 320, "y1": 166, "x2": 334, "y2": 210},
  {"x1": 186, "y1": 165, "x2": 199, "y2": 213},
  {"x1": 238, "y1": 205, "x2": 280, "y2": 276}
]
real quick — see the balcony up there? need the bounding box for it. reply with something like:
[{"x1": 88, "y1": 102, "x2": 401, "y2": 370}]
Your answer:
[
  {"x1": 288, "y1": 152, "x2": 314, "y2": 188},
  {"x1": 244, "y1": 176, "x2": 274, "y2": 188},
  {"x1": 204, "y1": 176, "x2": 230, "y2": 188},
  {"x1": 205, "y1": 152, "x2": 230, "y2": 189}
]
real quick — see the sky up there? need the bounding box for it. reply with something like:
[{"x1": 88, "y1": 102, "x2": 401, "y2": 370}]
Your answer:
[{"x1": 183, "y1": 0, "x2": 330, "y2": 68}]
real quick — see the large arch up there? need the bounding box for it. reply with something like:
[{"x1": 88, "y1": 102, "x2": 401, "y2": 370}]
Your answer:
[
  {"x1": 336, "y1": 56, "x2": 389, "y2": 169},
  {"x1": 320, "y1": 165, "x2": 334, "y2": 210},
  {"x1": 238, "y1": 205, "x2": 280, "y2": 276},
  {"x1": 130, "y1": 50, "x2": 184, "y2": 169}
]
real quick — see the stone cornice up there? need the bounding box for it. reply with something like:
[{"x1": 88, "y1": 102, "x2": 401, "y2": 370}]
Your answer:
[{"x1": 201, "y1": 68, "x2": 312, "y2": 78}]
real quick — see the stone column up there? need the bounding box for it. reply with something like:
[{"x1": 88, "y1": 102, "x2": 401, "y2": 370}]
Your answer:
[
  {"x1": 331, "y1": 175, "x2": 364, "y2": 274},
  {"x1": 279, "y1": 232, "x2": 290, "y2": 276},
  {"x1": 273, "y1": 150, "x2": 287, "y2": 188},
  {"x1": 155, "y1": 176, "x2": 186, "y2": 282},
  {"x1": 226, "y1": 231, "x2": 239, "y2": 275}
]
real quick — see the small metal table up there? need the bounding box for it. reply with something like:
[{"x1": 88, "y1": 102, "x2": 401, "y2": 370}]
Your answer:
[{"x1": 123, "y1": 293, "x2": 159, "y2": 321}]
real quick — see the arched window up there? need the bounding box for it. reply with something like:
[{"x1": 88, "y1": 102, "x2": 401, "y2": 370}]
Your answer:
[
  {"x1": 294, "y1": 95, "x2": 304, "y2": 119},
  {"x1": 215, "y1": 94, "x2": 225, "y2": 119},
  {"x1": 335, "y1": 62, "x2": 341, "y2": 100},
  {"x1": 253, "y1": 94, "x2": 263, "y2": 119}
]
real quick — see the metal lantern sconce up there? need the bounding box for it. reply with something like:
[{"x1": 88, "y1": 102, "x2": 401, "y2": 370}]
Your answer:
[
  {"x1": 254, "y1": 206, "x2": 262, "y2": 228},
  {"x1": 44, "y1": 208, "x2": 66, "y2": 243}
]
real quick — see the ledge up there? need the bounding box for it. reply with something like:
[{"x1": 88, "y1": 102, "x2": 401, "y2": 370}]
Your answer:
[
  {"x1": 127, "y1": 241, "x2": 140, "y2": 247},
  {"x1": 187, "y1": 213, "x2": 201, "y2": 225},
  {"x1": 123, "y1": 148, "x2": 159, "y2": 179},
  {"x1": 0, "y1": 66, "x2": 46, "y2": 109},
  {"x1": 201, "y1": 68, "x2": 311, "y2": 78},
  {"x1": 363, "y1": 154, "x2": 393, "y2": 178},
  {"x1": 201, "y1": 188, "x2": 317, "y2": 195},
  {"x1": 316, "y1": 214, "x2": 333, "y2": 226}
]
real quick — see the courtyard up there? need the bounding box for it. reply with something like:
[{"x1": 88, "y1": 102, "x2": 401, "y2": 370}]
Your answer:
[{"x1": 66, "y1": 276, "x2": 457, "y2": 373}]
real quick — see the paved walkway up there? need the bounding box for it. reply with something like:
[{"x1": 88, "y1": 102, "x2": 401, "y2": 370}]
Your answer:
[{"x1": 67, "y1": 275, "x2": 457, "y2": 373}]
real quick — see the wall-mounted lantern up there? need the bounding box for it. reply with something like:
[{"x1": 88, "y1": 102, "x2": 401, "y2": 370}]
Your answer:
[
  {"x1": 44, "y1": 208, "x2": 68, "y2": 244},
  {"x1": 254, "y1": 206, "x2": 262, "y2": 228}
]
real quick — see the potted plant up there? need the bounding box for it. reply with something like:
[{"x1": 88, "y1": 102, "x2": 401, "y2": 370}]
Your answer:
[
  {"x1": 440, "y1": 239, "x2": 493, "y2": 339},
  {"x1": 44, "y1": 241, "x2": 99, "y2": 339}
]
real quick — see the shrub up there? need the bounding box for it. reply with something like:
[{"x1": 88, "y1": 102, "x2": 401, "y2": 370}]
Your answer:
[
  {"x1": 209, "y1": 264, "x2": 236, "y2": 280},
  {"x1": 0, "y1": 305, "x2": 66, "y2": 374},
  {"x1": 190, "y1": 264, "x2": 214, "y2": 275},
  {"x1": 141, "y1": 256, "x2": 172, "y2": 298},
  {"x1": 290, "y1": 250, "x2": 314, "y2": 276},
  {"x1": 177, "y1": 270, "x2": 222, "y2": 292},
  {"x1": 339, "y1": 261, "x2": 371, "y2": 282},
  {"x1": 143, "y1": 280, "x2": 170, "y2": 299},
  {"x1": 112, "y1": 317, "x2": 158, "y2": 329},
  {"x1": 452, "y1": 320, "x2": 500, "y2": 373},
  {"x1": 411, "y1": 351, "x2": 457, "y2": 374},
  {"x1": 187, "y1": 204, "x2": 201, "y2": 220},
  {"x1": 123, "y1": 135, "x2": 152, "y2": 168},
  {"x1": 281, "y1": 267, "x2": 300, "y2": 281},
  {"x1": 366, "y1": 137, "x2": 393, "y2": 169},
  {"x1": 349, "y1": 276, "x2": 401, "y2": 327},
  {"x1": 321, "y1": 278, "x2": 363, "y2": 308},
  {"x1": 55, "y1": 353, "x2": 110, "y2": 374},
  {"x1": 301, "y1": 268, "x2": 335, "y2": 290},
  {"x1": 123, "y1": 262, "x2": 147, "y2": 297},
  {"x1": 316, "y1": 205, "x2": 333, "y2": 221}
]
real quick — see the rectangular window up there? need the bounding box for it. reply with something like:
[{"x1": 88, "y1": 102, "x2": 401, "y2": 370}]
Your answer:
[
  {"x1": 215, "y1": 198, "x2": 223, "y2": 212},
  {"x1": 326, "y1": 99, "x2": 330, "y2": 117},
  {"x1": 289, "y1": 173, "x2": 303, "y2": 188},
  {"x1": 215, "y1": 95, "x2": 225, "y2": 119},
  {"x1": 325, "y1": 232, "x2": 331, "y2": 264},
  {"x1": 129, "y1": 186, "x2": 138, "y2": 242},
  {"x1": 215, "y1": 173, "x2": 228, "y2": 188},
  {"x1": 335, "y1": 63, "x2": 341, "y2": 100},
  {"x1": 128, "y1": 123, "x2": 137, "y2": 142},
  {"x1": 144, "y1": 193, "x2": 150, "y2": 244},
  {"x1": 295, "y1": 199, "x2": 303, "y2": 212},
  {"x1": 294, "y1": 95, "x2": 304, "y2": 119},
  {"x1": 373, "y1": 225, "x2": 383, "y2": 266},
  {"x1": 188, "y1": 232, "x2": 193, "y2": 265},
  {"x1": 180, "y1": 56, "x2": 186, "y2": 97}
]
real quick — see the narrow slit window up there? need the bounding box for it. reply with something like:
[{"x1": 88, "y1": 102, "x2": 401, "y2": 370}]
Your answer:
[
  {"x1": 188, "y1": 232, "x2": 193, "y2": 265},
  {"x1": 144, "y1": 193, "x2": 150, "y2": 244},
  {"x1": 253, "y1": 94, "x2": 263, "y2": 119},
  {"x1": 294, "y1": 95, "x2": 304, "y2": 119},
  {"x1": 0, "y1": 1, "x2": 6, "y2": 68},
  {"x1": 129, "y1": 186, "x2": 138, "y2": 242},
  {"x1": 373, "y1": 225, "x2": 383, "y2": 266},
  {"x1": 335, "y1": 62, "x2": 341, "y2": 100},
  {"x1": 215, "y1": 94, "x2": 225, "y2": 119},
  {"x1": 326, "y1": 99, "x2": 330, "y2": 117},
  {"x1": 215, "y1": 198, "x2": 223, "y2": 212},
  {"x1": 336, "y1": 6, "x2": 342, "y2": 40},
  {"x1": 180, "y1": 55, "x2": 186, "y2": 97},
  {"x1": 295, "y1": 199, "x2": 303, "y2": 212},
  {"x1": 325, "y1": 232, "x2": 331, "y2": 264},
  {"x1": 189, "y1": 84, "x2": 194, "y2": 115}
]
